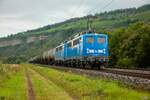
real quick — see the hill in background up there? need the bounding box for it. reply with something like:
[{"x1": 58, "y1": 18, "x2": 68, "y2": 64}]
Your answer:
[{"x1": 0, "y1": 4, "x2": 150, "y2": 68}]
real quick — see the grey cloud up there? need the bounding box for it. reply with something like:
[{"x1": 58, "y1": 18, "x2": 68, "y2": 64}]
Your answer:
[{"x1": 0, "y1": 0, "x2": 149, "y2": 37}]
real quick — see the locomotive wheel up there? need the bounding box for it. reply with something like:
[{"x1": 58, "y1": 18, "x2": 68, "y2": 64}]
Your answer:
[
  {"x1": 76, "y1": 61, "x2": 80, "y2": 68},
  {"x1": 81, "y1": 62, "x2": 85, "y2": 68}
]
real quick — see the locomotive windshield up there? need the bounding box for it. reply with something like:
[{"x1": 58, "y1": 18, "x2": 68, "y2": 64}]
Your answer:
[
  {"x1": 86, "y1": 36, "x2": 94, "y2": 44},
  {"x1": 98, "y1": 37, "x2": 105, "y2": 43}
]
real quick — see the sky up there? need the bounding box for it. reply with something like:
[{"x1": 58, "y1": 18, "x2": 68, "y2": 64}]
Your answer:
[{"x1": 0, "y1": 0, "x2": 149, "y2": 37}]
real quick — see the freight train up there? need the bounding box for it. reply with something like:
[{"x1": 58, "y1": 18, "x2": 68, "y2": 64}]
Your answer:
[{"x1": 29, "y1": 31, "x2": 109, "y2": 69}]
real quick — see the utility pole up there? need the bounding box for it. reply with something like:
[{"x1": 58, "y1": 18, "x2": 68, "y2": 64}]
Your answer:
[
  {"x1": 39, "y1": 35, "x2": 48, "y2": 55},
  {"x1": 87, "y1": 15, "x2": 93, "y2": 32}
]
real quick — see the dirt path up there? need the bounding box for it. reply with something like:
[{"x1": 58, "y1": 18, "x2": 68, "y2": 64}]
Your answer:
[
  {"x1": 25, "y1": 67, "x2": 35, "y2": 100},
  {"x1": 28, "y1": 67, "x2": 74, "y2": 100}
]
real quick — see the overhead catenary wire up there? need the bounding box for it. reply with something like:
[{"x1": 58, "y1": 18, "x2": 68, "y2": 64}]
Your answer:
[
  {"x1": 67, "y1": 0, "x2": 115, "y2": 18},
  {"x1": 48, "y1": 0, "x2": 86, "y2": 24},
  {"x1": 65, "y1": 0, "x2": 86, "y2": 18},
  {"x1": 88, "y1": 0, "x2": 115, "y2": 14},
  {"x1": 86, "y1": 0, "x2": 115, "y2": 31},
  {"x1": 101, "y1": 0, "x2": 115, "y2": 11},
  {"x1": 49, "y1": 0, "x2": 115, "y2": 24}
]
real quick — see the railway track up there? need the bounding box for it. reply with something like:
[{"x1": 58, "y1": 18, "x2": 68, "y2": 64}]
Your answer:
[{"x1": 101, "y1": 68, "x2": 150, "y2": 79}]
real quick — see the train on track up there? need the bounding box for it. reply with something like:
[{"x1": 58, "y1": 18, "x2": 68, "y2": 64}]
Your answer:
[{"x1": 29, "y1": 31, "x2": 109, "y2": 69}]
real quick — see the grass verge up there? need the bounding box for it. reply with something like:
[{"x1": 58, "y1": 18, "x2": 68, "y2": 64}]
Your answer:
[{"x1": 0, "y1": 64, "x2": 27, "y2": 100}]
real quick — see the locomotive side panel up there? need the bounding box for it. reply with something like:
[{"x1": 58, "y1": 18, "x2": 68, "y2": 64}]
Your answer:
[{"x1": 65, "y1": 36, "x2": 83, "y2": 60}]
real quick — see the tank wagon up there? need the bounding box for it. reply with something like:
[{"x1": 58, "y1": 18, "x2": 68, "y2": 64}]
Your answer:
[{"x1": 30, "y1": 32, "x2": 109, "y2": 69}]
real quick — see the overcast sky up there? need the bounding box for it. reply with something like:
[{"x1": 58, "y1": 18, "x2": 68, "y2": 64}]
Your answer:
[{"x1": 0, "y1": 0, "x2": 149, "y2": 37}]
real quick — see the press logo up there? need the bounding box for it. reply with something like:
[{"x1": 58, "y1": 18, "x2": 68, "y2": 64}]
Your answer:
[{"x1": 86, "y1": 49, "x2": 106, "y2": 54}]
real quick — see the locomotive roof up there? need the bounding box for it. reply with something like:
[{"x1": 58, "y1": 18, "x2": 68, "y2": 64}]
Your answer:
[
  {"x1": 66, "y1": 32, "x2": 106, "y2": 41},
  {"x1": 56, "y1": 32, "x2": 107, "y2": 48}
]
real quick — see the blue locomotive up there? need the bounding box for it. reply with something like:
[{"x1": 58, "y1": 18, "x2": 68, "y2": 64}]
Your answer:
[{"x1": 30, "y1": 32, "x2": 109, "y2": 69}]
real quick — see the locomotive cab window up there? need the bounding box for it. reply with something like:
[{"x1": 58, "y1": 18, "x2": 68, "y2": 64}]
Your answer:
[
  {"x1": 56, "y1": 46, "x2": 63, "y2": 52},
  {"x1": 56, "y1": 48, "x2": 59, "y2": 52},
  {"x1": 73, "y1": 38, "x2": 80, "y2": 46},
  {"x1": 59, "y1": 46, "x2": 63, "y2": 51},
  {"x1": 86, "y1": 36, "x2": 94, "y2": 44},
  {"x1": 67, "y1": 42, "x2": 72, "y2": 48},
  {"x1": 98, "y1": 37, "x2": 105, "y2": 43}
]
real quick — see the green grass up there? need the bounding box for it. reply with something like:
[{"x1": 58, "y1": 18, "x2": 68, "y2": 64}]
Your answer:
[
  {"x1": 0, "y1": 64, "x2": 27, "y2": 100},
  {"x1": 27, "y1": 66, "x2": 72, "y2": 100},
  {"x1": 0, "y1": 64, "x2": 13, "y2": 81},
  {"x1": 0, "y1": 64, "x2": 21, "y2": 84},
  {"x1": 29, "y1": 64, "x2": 150, "y2": 100},
  {"x1": 0, "y1": 64, "x2": 150, "y2": 100}
]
